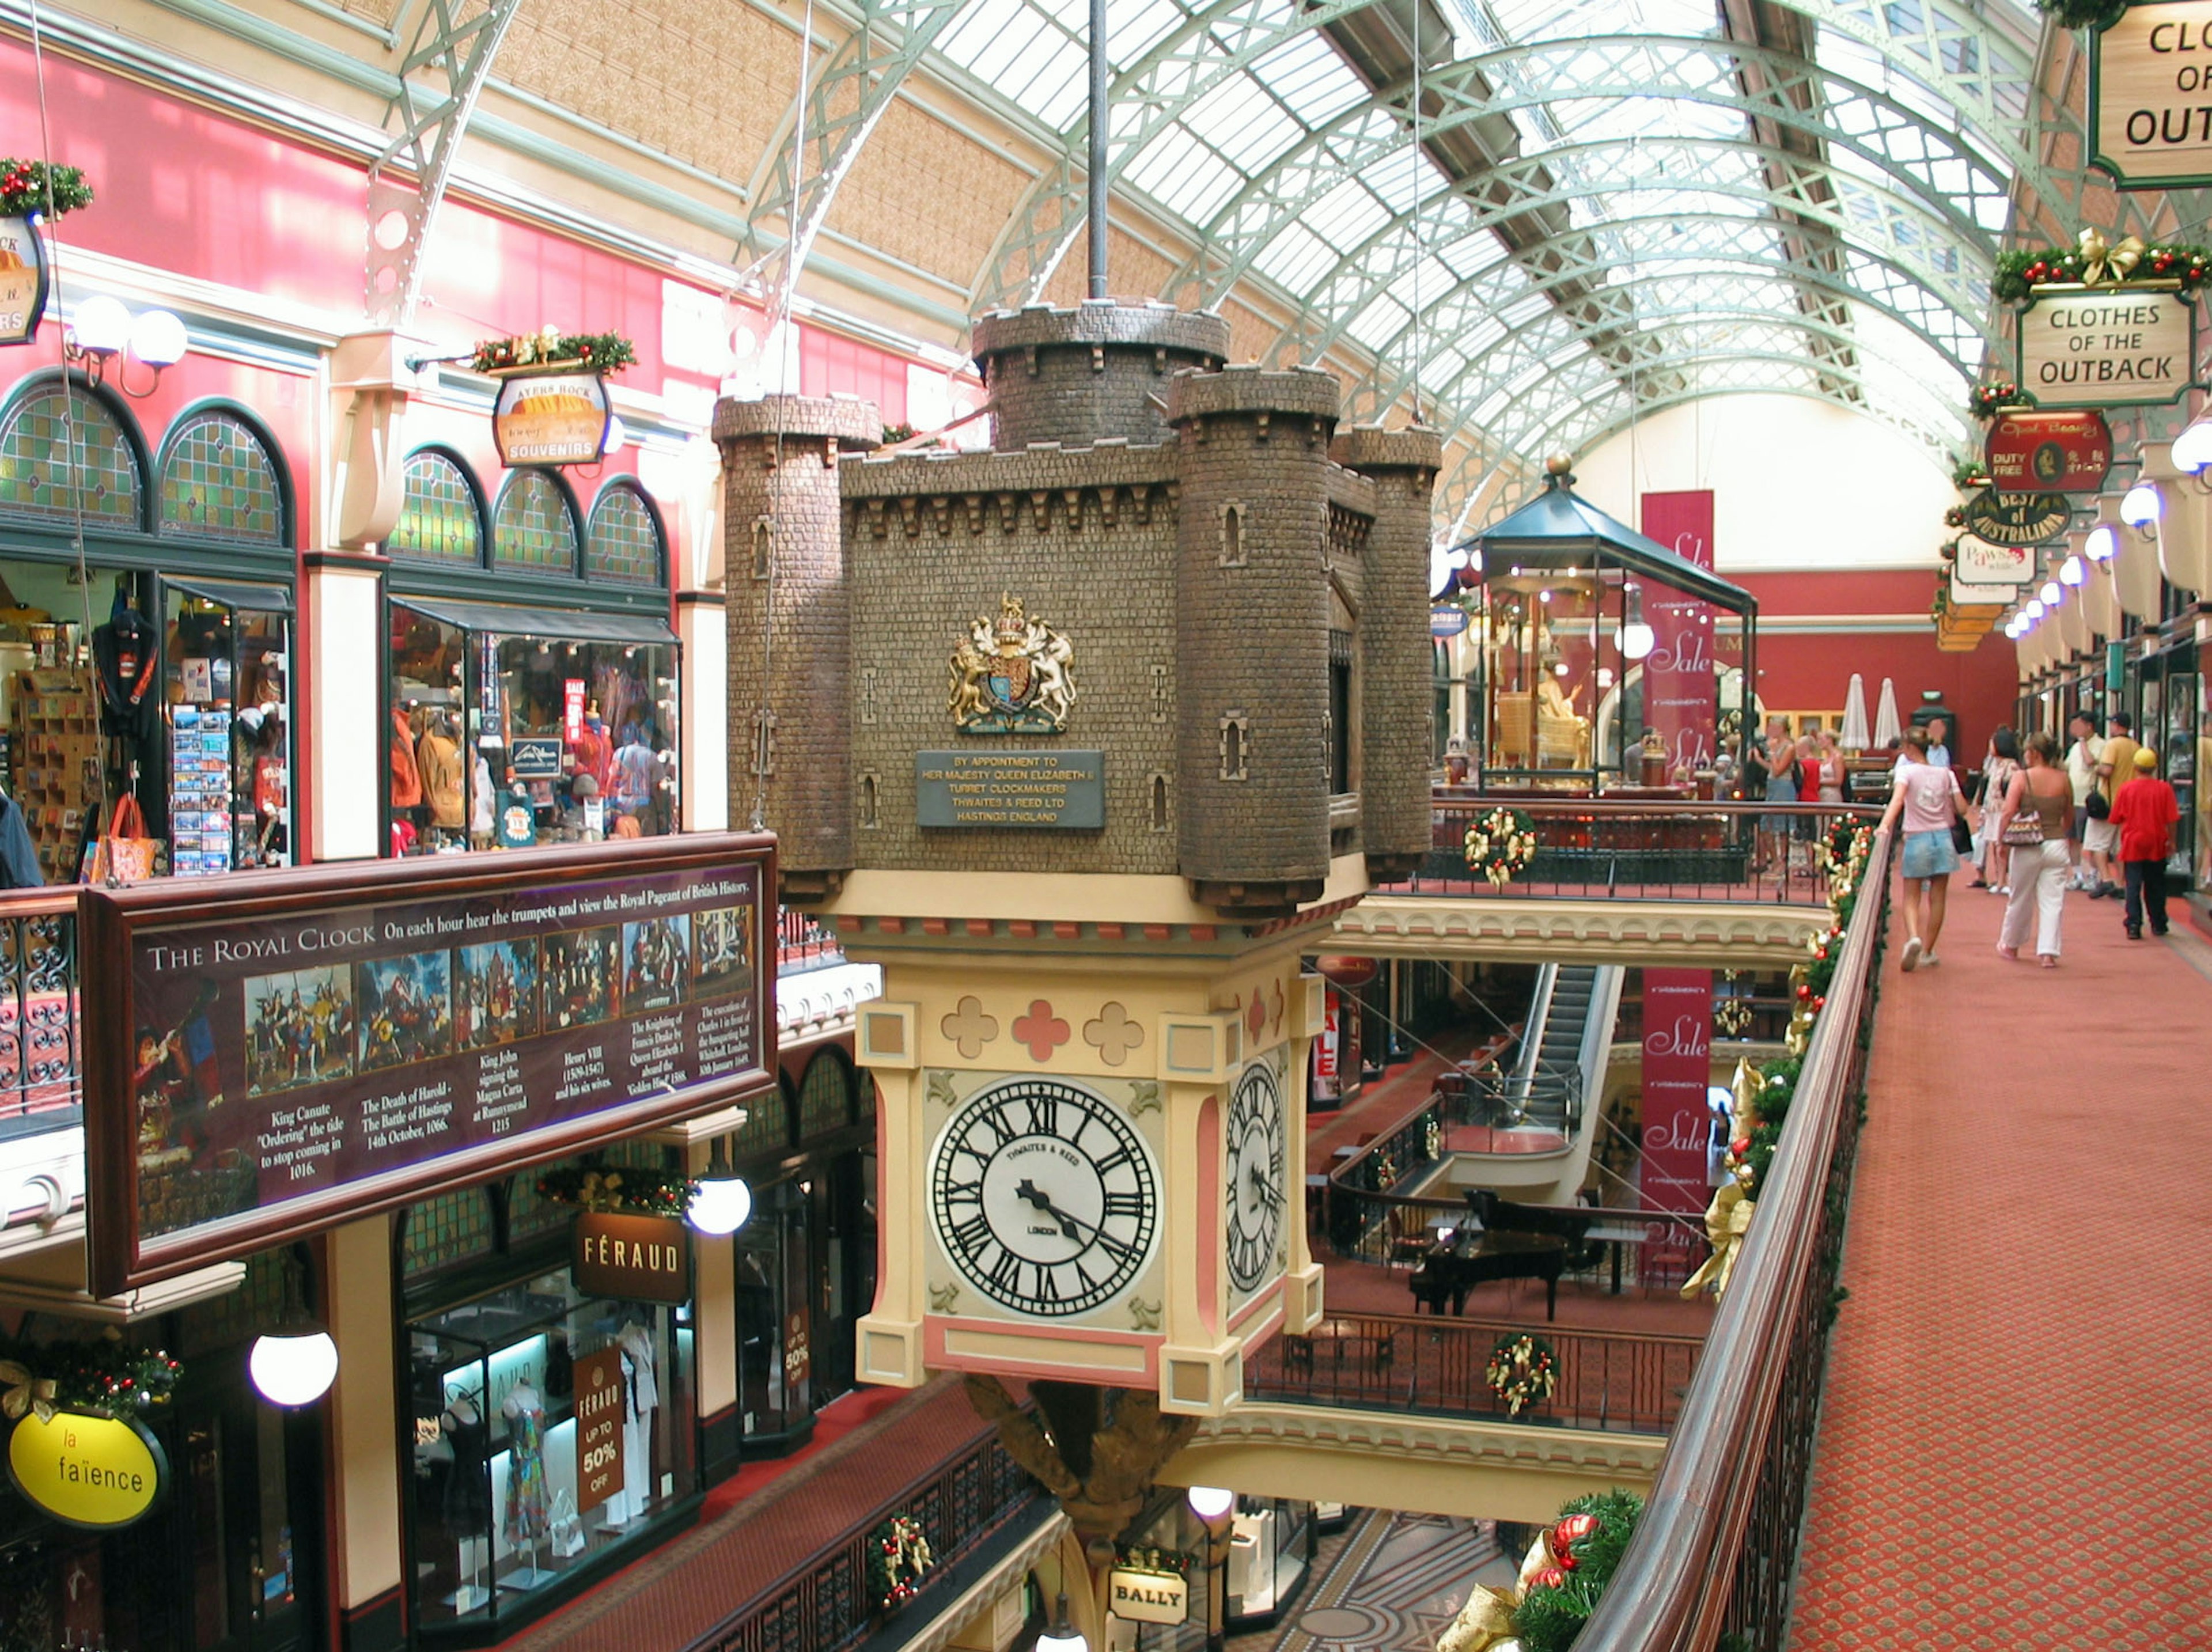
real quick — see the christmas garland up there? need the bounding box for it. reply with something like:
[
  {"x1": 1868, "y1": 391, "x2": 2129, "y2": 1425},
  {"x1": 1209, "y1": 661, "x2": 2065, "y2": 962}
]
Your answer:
[
  {"x1": 1967, "y1": 380, "x2": 2032, "y2": 422},
  {"x1": 0, "y1": 159, "x2": 92, "y2": 219},
  {"x1": 1994, "y1": 236, "x2": 2212, "y2": 302},
  {"x1": 470, "y1": 325, "x2": 638, "y2": 376},
  {"x1": 1512, "y1": 1492, "x2": 1646, "y2": 1652},
  {"x1": 0, "y1": 1332, "x2": 181, "y2": 1420},
  {"x1": 2024, "y1": 0, "x2": 2127, "y2": 26},
  {"x1": 867, "y1": 1513, "x2": 935, "y2": 1611},
  {"x1": 1463, "y1": 806, "x2": 1538, "y2": 888},
  {"x1": 1484, "y1": 1332, "x2": 1558, "y2": 1417},
  {"x1": 1713, "y1": 995, "x2": 1752, "y2": 1037},
  {"x1": 1950, "y1": 457, "x2": 1991, "y2": 491},
  {"x1": 536, "y1": 1160, "x2": 700, "y2": 1218}
]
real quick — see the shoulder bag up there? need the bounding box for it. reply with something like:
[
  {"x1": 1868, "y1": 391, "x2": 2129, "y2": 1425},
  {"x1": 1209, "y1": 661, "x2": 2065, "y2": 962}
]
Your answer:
[
  {"x1": 2000, "y1": 778, "x2": 2046, "y2": 848},
  {"x1": 81, "y1": 795, "x2": 160, "y2": 885}
]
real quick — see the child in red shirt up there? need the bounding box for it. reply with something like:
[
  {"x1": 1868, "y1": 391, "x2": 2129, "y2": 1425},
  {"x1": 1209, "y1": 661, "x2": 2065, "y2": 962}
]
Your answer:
[{"x1": 2107, "y1": 745, "x2": 2180, "y2": 939}]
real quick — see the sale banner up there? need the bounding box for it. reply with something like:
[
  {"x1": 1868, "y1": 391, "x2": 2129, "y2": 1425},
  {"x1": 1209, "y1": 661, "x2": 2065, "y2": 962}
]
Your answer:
[
  {"x1": 1638, "y1": 491, "x2": 1718, "y2": 778},
  {"x1": 1640, "y1": 967, "x2": 1715, "y2": 1282}
]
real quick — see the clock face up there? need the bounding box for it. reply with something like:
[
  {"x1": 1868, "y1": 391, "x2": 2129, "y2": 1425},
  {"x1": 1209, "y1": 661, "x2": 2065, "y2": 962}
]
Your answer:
[
  {"x1": 929, "y1": 1077, "x2": 1161, "y2": 1318},
  {"x1": 1225, "y1": 1059, "x2": 1286, "y2": 1293}
]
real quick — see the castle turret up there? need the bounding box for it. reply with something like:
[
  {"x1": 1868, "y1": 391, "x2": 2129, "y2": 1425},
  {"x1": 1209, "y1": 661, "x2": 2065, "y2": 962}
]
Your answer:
[
  {"x1": 971, "y1": 301, "x2": 1230, "y2": 450},
  {"x1": 1334, "y1": 425, "x2": 1444, "y2": 881},
  {"x1": 713, "y1": 393, "x2": 880, "y2": 900},
  {"x1": 1168, "y1": 365, "x2": 1343, "y2": 916}
]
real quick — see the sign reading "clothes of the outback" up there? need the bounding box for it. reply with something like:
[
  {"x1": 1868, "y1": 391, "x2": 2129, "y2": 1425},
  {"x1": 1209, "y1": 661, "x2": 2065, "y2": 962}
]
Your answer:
[
  {"x1": 2091, "y1": 0, "x2": 2212, "y2": 188},
  {"x1": 82, "y1": 835, "x2": 776, "y2": 1296},
  {"x1": 2018, "y1": 289, "x2": 2194, "y2": 408}
]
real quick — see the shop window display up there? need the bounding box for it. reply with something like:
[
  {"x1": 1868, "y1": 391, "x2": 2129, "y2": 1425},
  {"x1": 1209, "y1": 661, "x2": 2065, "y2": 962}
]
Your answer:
[
  {"x1": 162, "y1": 582, "x2": 293, "y2": 873},
  {"x1": 408, "y1": 1272, "x2": 696, "y2": 1630}
]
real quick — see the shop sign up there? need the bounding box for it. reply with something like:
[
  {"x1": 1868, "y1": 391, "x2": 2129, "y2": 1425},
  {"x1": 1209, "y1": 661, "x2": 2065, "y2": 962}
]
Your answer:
[
  {"x1": 782, "y1": 1310, "x2": 811, "y2": 1385},
  {"x1": 574, "y1": 1211, "x2": 690, "y2": 1305},
  {"x1": 6, "y1": 1411, "x2": 166, "y2": 1530},
  {"x1": 1948, "y1": 572, "x2": 2010, "y2": 610},
  {"x1": 1961, "y1": 491, "x2": 2073, "y2": 548},
  {"x1": 84, "y1": 836, "x2": 775, "y2": 1296},
  {"x1": 1639, "y1": 969, "x2": 1714, "y2": 1221},
  {"x1": 491, "y1": 369, "x2": 611, "y2": 467},
  {"x1": 1983, "y1": 410, "x2": 2113, "y2": 493},
  {"x1": 510, "y1": 737, "x2": 563, "y2": 780},
  {"x1": 1430, "y1": 605, "x2": 1469, "y2": 638},
  {"x1": 1953, "y1": 534, "x2": 2034, "y2": 588},
  {"x1": 0, "y1": 217, "x2": 51, "y2": 347},
  {"x1": 1639, "y1": 490, "x2": 1718, "y2": 776},
  {"x1": 571, "y1": 1344, "x2": 626, "y2": 1513},
  {"x1": 1311, "y1": 990, "x2": 1340, "y2": 1103},
  {"x1": 2090, "y1": 1, "x2": 2212, "y2": 188},
  {"x1": 915, "y1": 750, "x2": 1104, "y2": 829},
  {"x1": 2017, "y1": 289, "x2": 2194, "y2": 408},
  {"x1": 563, "y1": 680, "x2": 587, "y2": 742},
  {"x1": 1107, "y1": 1567, "x2": 1189, "y2": 1626}
]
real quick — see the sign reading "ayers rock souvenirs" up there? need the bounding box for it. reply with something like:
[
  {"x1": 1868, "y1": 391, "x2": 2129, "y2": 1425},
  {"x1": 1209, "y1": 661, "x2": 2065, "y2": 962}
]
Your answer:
[
  {"x1": 83, "y1": 836, "x2": 774, "y2": 1295},
  {"x1": 491, "y1": 369, "x2": 612, "y2": 467}
]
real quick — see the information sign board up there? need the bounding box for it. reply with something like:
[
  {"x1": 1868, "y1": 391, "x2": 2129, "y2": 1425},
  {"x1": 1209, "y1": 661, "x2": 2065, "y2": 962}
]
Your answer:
[
  {"x1": 2017, "y1": 289, "x2": 2194, "y2": 408},
  {"x1": 915, "y1": 750, "x2": 1105, "y2": 829},
  {"x1": 2091, "y1": 1, "x2": 2212, "y2": 188}
]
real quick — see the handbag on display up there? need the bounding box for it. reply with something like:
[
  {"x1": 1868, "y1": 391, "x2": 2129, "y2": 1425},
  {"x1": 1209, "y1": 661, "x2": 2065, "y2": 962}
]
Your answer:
[
  {"x1": 81, "y1": 795, "x2": 159, "y2": 885},
  {"x1": 550, "y1": 1490, "x2": 586, "y2": 1558}
]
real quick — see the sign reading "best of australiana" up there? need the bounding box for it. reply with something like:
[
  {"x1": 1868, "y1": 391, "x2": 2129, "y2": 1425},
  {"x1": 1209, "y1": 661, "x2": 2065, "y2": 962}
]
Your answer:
[
  {"x1": 2017, "y1": 290, "x2": 2194, "y2": 408},
  {"x1": 915, "y1": 750, "x2": 1105, "y2": 829},
  {"x1": 2092, "y1": 1, "x2": 2212, "y2": 188},
  {"x1": 84, "y1": 837, "x2": 774, "y2": 1296}
]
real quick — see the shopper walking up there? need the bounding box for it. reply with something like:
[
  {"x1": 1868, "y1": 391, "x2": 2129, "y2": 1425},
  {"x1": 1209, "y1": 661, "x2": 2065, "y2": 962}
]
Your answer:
[
  {"x1": 2062, "y1": 711, "x2": 2103, "y2": 890},
  {"x1": 2108, "y1": 746, "x2": 2179, "y2": 940},
  {"x1": 1992, "y1": 730, "x2": 2073, "y2": 968},
  {"x1": 1972, "y1": 728, "x2": 2021, "y2": 892},
  {"x1": 1881, "y1": 726, "x2": 1968, "y2": 972},
  {"x1": 2083, "y1": 710, "x2": 2140, "y2": 899}
]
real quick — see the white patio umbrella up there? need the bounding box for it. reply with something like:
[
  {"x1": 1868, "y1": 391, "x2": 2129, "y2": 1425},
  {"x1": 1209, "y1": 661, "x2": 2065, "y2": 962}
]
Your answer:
[
  {"x1": 1873, "y1": 677, "x2": 1902, "y2": 748},
  {"x1": 1840, "y1": 673, "x2": 1869, "y2": 752}
]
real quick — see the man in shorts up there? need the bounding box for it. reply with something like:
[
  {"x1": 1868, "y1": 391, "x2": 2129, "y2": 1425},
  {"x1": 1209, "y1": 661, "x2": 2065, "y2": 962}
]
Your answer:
[
  {"x1": 2062, "y1": 711, "x2": 2103, "y2": 890},
  {"x1": 2084, "y1": 710, "x2": 2139, "y2": 899}
]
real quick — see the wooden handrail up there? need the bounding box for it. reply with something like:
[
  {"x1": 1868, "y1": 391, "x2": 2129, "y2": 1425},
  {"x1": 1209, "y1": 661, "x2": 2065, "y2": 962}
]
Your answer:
[
  {"x1": 1433, "y1": 795, "x2": 1884, "y2": 819},
  {"x1": 1570, "y1": 827, "x2": 1892, "y2": 1652}
]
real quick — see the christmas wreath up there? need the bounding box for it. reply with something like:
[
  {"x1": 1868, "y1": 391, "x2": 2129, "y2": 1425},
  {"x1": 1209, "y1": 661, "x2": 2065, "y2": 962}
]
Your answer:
[
  {"x1": 1713, "y1": 995, "x2": 1752, "y2": 1037},
  {"x1": 1463, "y1": 806, "x2": 1538, "y2": 888},
  {"x1": 1, "y1": 1332, "x2": 180, "y2": 1420},
  {"x1": 2024, "y1": 0, "x2": 2127, "y2": 27},
  {"x1": 1994, "y1": 233, "x2": 2212, "y2": 303},
  {"x1": 0, "y1": 159, "x2": 91, "y2": 219},
  {"x1": 868, "y1": 1513, "x2": 935, "y2": 1610},
  {"x1": 1484, "y1": 1332, "x2": 1558, "y2": 1418},
  {"x1": 536, "y1": 1160, "x2": 699, "y2": 1218},
  {"x1": 1513, "y1": 1492, "x2": 1646, "y2": 1652},
  {"x1": 469, "y1": 325, "x2": 638, "y2": 376},
  {"x1": 1967, "y1": 380, "x2": 2032, "y2": 421}
]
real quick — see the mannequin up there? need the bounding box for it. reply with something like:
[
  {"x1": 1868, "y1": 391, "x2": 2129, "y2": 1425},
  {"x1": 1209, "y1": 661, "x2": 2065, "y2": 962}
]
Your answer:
[
  {"x1": 607, "y1": 1318, "x2": 658, "y2": 1527},
  {"x1": 502, "y1": 1378, "x2": 553, "y2": 1585},
  {"x1": 440, "y1": 1389, "x2": 491, "y2": 1609},
  {"x1": 471, "y1": 750, "x2": 495, "y2": 848},
  {"x1": 418, "y1": 714, "x2": 465, "y2": 835},
  {"x1": 570, "y1": 705, "x2": 613, "y2": 794}
]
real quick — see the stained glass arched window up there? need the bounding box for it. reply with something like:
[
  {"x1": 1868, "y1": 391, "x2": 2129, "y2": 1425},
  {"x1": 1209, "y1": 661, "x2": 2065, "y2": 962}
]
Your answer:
[
  {"x1": 797, "y1": 1051, "x2": 852, "y2": 1141},
  {"x1": 492, "y1": 470, "x2": 579, "y2": 573},
  {"x1": 586, "y1": 482, "x2": 665, "y2": 588},
  {"x1": 0, "y1": 382, "x2": 145, "y2": 528},
  {"x1": 388, "y1": 450, "x2": 484, "y2": 566},
  {"x1": 158, "y1": 410, "x2": 285, "y2": 543}
]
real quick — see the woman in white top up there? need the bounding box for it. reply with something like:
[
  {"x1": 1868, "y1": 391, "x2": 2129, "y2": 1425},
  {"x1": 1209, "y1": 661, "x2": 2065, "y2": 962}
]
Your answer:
[
  {"x1": 1972, "y1": 728, "x2": 2021, "y2": 892},
  {"x1": 1814, "y1": 729, "x2": 1847, "y2": 805},
  {"x1": 1880, "y1": 726, "x2": 1968, "y2": 972}
]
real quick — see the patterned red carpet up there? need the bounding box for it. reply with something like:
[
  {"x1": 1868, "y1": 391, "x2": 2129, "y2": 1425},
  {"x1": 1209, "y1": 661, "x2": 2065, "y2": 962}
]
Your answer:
[{"x1": 1787, "y1": 886, "x2": 2212, "y2": 1649}]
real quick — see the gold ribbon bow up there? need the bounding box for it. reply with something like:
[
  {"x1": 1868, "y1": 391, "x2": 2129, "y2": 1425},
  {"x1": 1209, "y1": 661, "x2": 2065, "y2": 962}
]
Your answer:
[
  {"x1": 2078, "y1": 228, "x2": 2146, "y2": 286},
  {"x1": 0, "y1": 1359, "x2": 58, "y2": 1423},
  {"x1": 578, "y1": 1170, "x2": 624, "y2": 1212},
  {"x1": 1437, "y1": 1528, "x2": 1565, "y2": 1652},
  {"x1": 1680, "y1": 1177, "x2": 1756, "y2": 1301}
]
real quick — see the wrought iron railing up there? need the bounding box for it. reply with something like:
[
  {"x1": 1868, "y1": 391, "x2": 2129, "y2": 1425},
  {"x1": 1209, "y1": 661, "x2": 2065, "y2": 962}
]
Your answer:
[
  {"x1": 697, "y1": 1425, "x2": 1043, "y2": 1652},
  {"x1": 1247, "y1": 1312, "x2": 1701, "y2": 1435},
  {"x1": 1570, "y1": 828, "x2": 1892, "y2": 1652},
  {"x1": 0, "y1": 889, "x2": 80, "y2": 1141},
  {"x1": 1399, "y1": 797, "x2": 1878, "y2": 905}
]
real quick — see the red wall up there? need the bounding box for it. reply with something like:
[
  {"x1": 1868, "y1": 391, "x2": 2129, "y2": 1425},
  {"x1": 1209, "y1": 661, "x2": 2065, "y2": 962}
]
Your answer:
[{"x1": 1736, "y1": 570, "x2": 2020, "y2": 756}]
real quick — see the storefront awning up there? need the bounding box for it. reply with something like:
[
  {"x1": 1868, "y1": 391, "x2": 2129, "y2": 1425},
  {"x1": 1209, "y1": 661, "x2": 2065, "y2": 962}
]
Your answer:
[
  {"x1": 164, "y1": 576, "x2": 296, "y2": 614},
  {"x1": 392, "y1": 596, "x2": 676, "y2": 646}
]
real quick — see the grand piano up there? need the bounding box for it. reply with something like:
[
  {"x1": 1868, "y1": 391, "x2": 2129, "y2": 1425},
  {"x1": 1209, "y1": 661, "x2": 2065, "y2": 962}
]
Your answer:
[{"x1": 1407, "y1": 1190, "x2": 1596, "y2": 1321}]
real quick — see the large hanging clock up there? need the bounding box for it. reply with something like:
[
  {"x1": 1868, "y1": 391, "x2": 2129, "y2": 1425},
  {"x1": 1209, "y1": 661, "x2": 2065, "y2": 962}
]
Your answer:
[
  {"x1": 1961, "y1": 489, "x2": 2072, "y2": 547},
  {"x1": 1224, "y1": 1059, "x2": 1286, "y2": 1293},
  {"x1": 929, "y1": 1076, "x2": 1161, "y2": 1318}
]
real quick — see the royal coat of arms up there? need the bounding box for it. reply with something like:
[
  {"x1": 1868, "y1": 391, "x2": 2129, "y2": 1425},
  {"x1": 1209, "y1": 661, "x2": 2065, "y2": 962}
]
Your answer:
[{"x1": 948, "y1": 595, "x2": 1077, "y2": 734}]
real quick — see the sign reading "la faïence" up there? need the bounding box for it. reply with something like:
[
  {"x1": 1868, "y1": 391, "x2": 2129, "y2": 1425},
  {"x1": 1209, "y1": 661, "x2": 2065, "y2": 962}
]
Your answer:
[
  {"x1": 2091, "y1": 1, "x2": 2212, "y2": 188},
  {"x1": 2017, "y1": 289, "x2": 2194, "y2": 409}
]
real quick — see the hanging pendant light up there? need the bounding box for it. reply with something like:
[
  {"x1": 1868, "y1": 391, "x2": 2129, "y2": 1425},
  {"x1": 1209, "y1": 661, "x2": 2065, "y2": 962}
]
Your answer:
[{"x1": 250, "y1": 1245, "x2": 339, "y2": 1407}]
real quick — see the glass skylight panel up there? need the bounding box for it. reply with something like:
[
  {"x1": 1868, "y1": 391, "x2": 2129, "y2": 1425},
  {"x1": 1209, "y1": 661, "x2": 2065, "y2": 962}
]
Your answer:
[
  {"x1": 1251, "y1": 222, "x2": 1342, "y2": 293},
  {"x1": 1251, "y1": 33, "x2": 1372, "y2": 127},
  {"x1": 1124, "y1": 128, "x2": 1247, "y2": 222},
  {"x1": 1347, "y1": 293, "x2": 1414, "y2": 353},
  {"x1": 1180, "y1": 75, "x2": 1302, "y2": 174},
  {"x1": 940, "y1": 0, "x2": 1054, "y2": 86}
]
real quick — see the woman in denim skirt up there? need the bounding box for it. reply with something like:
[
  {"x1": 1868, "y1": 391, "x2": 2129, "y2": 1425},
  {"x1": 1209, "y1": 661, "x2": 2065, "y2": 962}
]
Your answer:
[{"x1": 1880, "y1": 726, "x2": 1969, "y2": 972}]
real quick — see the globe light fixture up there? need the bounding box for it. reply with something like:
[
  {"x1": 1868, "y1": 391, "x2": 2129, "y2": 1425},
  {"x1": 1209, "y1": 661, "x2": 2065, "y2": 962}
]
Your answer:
[
  {"x1": 2085, "y1": 524, "x2": 2117, "y2": 562},
  {"x1": 1036, "y1": 1593, "x2": 1088, "y2": 1652},
  {"x1": 2039, "y1": 579, "x2": 2062, "y2": 605},
  {"x1": 601, "y1": 414, "x2": 628, "y2": 456},
  {"x1": 2025, "y1": 598, "x2": 2046, "y2": 620},
  {"x1": 2060, "y1": 555, "x2": 2085, "y2": 586},
  {"x1": 687, "y1": 1144, "x2": 753, "y2": 1236},
  {"x1": 128, "y1": 309, "x2": 188, "y2": 367},
  {"x1": 250, "y1": 1246, "x2": 339, "y2": 1407},
  {"x1": 2174, "y1": 418, "x2": 2212, "y2": 475},
  {"x1": 2121, "y1": 480, "x2": 2162, "y2": 528},
  {"x1": 67, "y1": 294, "x2": 130, "y2": 357},
  {"x1": 64, "y1": 295, "x2": 190, "y2": 396},
  {"x1": 1187, "y1": 1485, "x2": 1236, "y2": 1520},
  {"x1": 1620, "y1": 622, "x2": 1656, "y2": 660}
]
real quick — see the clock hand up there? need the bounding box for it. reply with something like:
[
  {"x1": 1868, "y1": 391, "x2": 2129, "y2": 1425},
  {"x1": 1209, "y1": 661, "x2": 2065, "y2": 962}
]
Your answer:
[
  {"x1": 1015, "y1": 1177, "x2": 1095, "y2": 1241},
  {"x1": 1247, "y1": 1165, "x2": 1285, "y2": 1210}
]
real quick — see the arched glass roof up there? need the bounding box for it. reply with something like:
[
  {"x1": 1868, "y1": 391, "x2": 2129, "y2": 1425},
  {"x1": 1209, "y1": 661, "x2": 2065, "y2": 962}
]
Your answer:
[{"x1": 927, "y1": 0, "x2": 2079, "y2": 506}]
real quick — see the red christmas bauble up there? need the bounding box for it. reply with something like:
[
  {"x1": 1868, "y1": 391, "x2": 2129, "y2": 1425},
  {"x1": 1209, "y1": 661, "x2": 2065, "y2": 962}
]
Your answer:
[
  {"x1": 1813, "y1": 995, "x2": 1825, "y2": 1011},
  {"x1": 1535, "y1": 1566, "x2": 1566, "y2": 1592},
  {"x1": 1558, "y1": 1513, "x2": 1599, "y2": 1541},
  {"x1": 1796, "y1": 983, "x2": 1812, "y2": 1001}
]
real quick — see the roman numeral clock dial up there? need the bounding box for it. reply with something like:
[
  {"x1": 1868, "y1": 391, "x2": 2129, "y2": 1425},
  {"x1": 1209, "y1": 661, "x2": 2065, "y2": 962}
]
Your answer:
[
  {"x1": 929, "y1": 1077, "x2": 1161, "y2": 1318},
  {"x1": 1225, "y1": 1059, "x2": 1286, "y2": 1293}
]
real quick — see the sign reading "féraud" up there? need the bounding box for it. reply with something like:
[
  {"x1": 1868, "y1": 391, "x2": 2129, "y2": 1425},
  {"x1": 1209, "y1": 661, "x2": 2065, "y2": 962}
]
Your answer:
[
  {"x1": 2092, "y1": 1, "x2": 2212, "y2": 188},
  {"x1": 2018, "y1": 290, "x2": 2194, "y2": 408}
]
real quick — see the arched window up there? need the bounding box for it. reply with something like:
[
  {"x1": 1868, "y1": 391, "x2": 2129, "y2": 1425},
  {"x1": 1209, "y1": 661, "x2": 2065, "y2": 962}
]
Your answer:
[
  {"x1": 586, "y1": 482, "x2": 666, "y2": 588},
  {"x1": 0, "y1": 381, "x2": 145, "y2": 528},
  {"x1": 388, "y1": 449, "x2": 484, "y2": 565},
  {"x1": 158, "y1": 409, "x2": 285, "y2": 543},
  {"x1": 492, "y1": 469, "x2": 580, "y2": 573},
  {"x1": 798, "y1": 1050, "x2": 853, "y2": 1140}
]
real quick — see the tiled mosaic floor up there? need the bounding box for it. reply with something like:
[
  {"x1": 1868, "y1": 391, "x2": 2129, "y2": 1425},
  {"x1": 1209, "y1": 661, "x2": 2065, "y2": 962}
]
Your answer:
[{"x1": 1232, "y1": 1510, "x2": 1503, "y2": 1652}]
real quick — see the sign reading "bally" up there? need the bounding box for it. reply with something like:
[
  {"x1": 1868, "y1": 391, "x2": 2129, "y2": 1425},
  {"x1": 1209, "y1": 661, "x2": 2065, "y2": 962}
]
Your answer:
[
  {"x1": 1108, "y1": 1567, "x2": 1190, "y2": 1625},
  {"x1": 2017, "y1": 289, "x2": 2193, "y2": 408},
  {"x1": 574, "y1": 1210, "x2": 690, "y2": 1304},
  {"x1": 2092, "y1": 1, "x2": 2212, "y2": 188}
]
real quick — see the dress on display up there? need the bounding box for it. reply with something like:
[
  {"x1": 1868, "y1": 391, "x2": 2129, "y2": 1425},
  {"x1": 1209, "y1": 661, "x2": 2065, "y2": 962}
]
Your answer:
[
  {"x1": 441, "y1": 1404, "x2": 493, "y2": 1529},
  {"x1": 616, "y1": 1322, "x2": 658, "y2": 1520},
  {"x1": 503, "y1": 1393, "x2": 551, "y2": 1547}
]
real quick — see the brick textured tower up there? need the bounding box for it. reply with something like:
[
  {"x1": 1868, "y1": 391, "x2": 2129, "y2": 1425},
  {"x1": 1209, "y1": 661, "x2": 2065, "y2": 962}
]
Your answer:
[
  {"x1": 1334, "y1": 424, "x2": 1444, "y2": 881},
  {"x1": 971, "y1": 301, "x2": 1228, "y2": 449},
  {"x1": 713, "y1": 393, "x2": 880, "y2": 899},
  {"x1": 1168, "y1": 366, "x2": 1343, "y2": 915}
]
